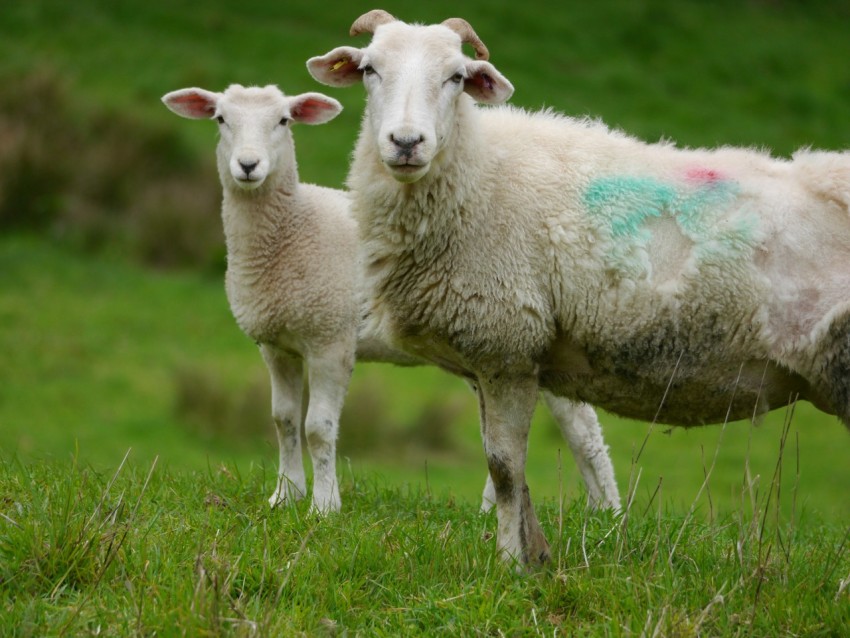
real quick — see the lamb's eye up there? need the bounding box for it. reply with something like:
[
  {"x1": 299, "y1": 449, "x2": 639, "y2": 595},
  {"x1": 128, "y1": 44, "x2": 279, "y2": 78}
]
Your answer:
[
  {"x1": 216, "y1": 115, "x2": 225, "y2": 125},
  {"x1": 279, "y1": 117, "x2": 289, "y2": 126},
  {"x1": 362, "y1": 64, "x2": 376, "y2": 76},
  {"x1": 451, "y1": 73, "x2": 464, "y2": 84}
]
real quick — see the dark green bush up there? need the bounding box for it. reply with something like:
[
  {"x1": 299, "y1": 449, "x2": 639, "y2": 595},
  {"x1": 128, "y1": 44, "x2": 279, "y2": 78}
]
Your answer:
[
  {"x1": 173, "y1": 365, "x2": 272, "y2": 445},
  {"x1": 173, "y1": 364, "x2": 467, "y2": 456},
  {"x1": 0, "y1": 67, "x2": 223, "y2": 270}
]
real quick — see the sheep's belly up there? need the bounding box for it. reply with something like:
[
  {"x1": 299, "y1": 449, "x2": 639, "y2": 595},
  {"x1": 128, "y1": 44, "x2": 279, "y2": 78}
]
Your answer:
[{"x1": 540, "y1": 338, "x2": 816, "y2": 426}]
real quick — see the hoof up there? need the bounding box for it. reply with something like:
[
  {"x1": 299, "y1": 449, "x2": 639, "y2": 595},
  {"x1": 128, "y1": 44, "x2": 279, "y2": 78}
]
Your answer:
[
  {"x1": 268, "y1": 482, "x2": 306, "y2": 508},
  {"x1": 309, "y1": 491, "x2": 341, "y2": 515}
]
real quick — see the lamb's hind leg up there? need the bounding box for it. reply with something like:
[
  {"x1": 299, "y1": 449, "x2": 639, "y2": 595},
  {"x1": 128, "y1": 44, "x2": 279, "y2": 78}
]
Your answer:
[
  {"x1": 478, "y1": 374, "x2": 550, "y2": 568},
  {"x1": 304, "y1": 340, "x2": 355, "y2": 514},
  {"x1": 261, "y1": 345, "x2": 307, "y2": 507}
]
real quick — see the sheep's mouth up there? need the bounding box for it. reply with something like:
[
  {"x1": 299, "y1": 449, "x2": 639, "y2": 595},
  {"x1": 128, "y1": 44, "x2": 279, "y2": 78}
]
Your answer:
[
  {"x1": 386, "y1": 154, "x2": 429, "y2": 170},
  {"x1": 386, "y1": 155, "x2": 427, "y2": 166},
  {"x1": 235, "y1": 175, "x2": 264, "y2": 189},
  {"x1": 387, "y1": 162, "x2": 425, "y2": 172},
  {"x1": 385, "y1": 161, "x2": 429, "y2": 183}
]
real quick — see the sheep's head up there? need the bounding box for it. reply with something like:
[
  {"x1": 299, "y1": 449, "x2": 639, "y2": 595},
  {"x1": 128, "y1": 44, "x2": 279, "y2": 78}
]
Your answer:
[
  {"x1": 162, "y1": 85, "x2": 342, "y2": 192},
  {"x1": 307, "y1": 11, "x2": 513, "y2": 184}
]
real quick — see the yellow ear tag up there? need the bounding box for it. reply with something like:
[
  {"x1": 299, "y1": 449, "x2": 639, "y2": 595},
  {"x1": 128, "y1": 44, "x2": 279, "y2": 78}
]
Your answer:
[{"x1": 331, "y1": 58, "x2": 349, "y2": 72}]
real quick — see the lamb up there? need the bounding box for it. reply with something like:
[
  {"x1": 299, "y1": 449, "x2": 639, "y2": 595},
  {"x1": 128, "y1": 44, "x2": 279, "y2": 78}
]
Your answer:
[
  {"x1": 163, "y1": 84, "x2": 357, "y2": 513},
  {"x1": 161, "y1": 84, "x2": 621, "y2": 515},
  {"x1": 308, "y1": 10, "x2": 850, "y2": 566}
]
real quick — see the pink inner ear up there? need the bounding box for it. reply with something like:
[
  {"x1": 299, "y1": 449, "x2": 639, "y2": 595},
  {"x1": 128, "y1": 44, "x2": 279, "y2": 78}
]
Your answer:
[
  {"x1": 292, "y1": 98, "x2": 334, "y2": 123},
  {"x1": 309, "y1": 54, "x2": 363, "y2": 87},
  {"x1": 174, "y1": 93, "x2": 215, "y2": 118},
  {"x1": 471, "y1": 72, "x2": 495, "y2": 92}
]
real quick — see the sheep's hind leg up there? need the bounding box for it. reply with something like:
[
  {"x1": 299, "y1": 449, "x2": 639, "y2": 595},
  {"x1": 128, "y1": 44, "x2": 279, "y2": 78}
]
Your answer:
[
  {"x1": 304, "y1": 341, "x2": 355, "y2": 514},
  {"x1": 542, "y1": 393, "x2": 621, "y2": 512},
  {"x1": 481, "y1": 473, "x2": 497, "y2": 513},
  {"x1": 478, "y1": 374, "x2": 550, "y2": 568},
  {"x1": 818, "y1": 311, "x2": 850, "y2": 428},
  {"x1": 481, "y1": 396, "x2": 621, "y2": 513},
  {"x1": 472, "y1": 377, "x2": 498, "y2": 513},
  {"x1": 261, "y1": 346, "x2": 307, "y2": 507}
]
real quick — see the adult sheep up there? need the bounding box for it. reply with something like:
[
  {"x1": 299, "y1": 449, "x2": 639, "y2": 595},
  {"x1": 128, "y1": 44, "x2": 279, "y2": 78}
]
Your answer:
[
  {"x1": 308, "y1": 10, "x2": 850, "y2": 566},
  {"x1": 161, "y1": 84, "x2": 620, "y2": 516}
]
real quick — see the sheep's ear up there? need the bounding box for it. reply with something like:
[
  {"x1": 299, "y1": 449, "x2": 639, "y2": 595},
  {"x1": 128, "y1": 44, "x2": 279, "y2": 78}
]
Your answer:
[
  {"x1": 288, "y1": 93, "x2": 343, "y2": 125},
  {"x1": 463, "y1": 61, "x2": 514, "y2": 104},
  {"x1": 162, "y1": 88, "x2": 220, "y2": 119},
  {"x1": 307, "y1": 47, "x2": 365, "y2": 87}
]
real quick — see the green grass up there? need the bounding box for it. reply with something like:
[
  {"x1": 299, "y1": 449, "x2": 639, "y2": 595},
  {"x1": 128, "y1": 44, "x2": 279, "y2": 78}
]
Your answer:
[
  {"x1": 0, "y1": 236, "x2": 258, "y2": 470},
  {"x1": 2, "y1": 454, "x2": 849, "y2": 636}
]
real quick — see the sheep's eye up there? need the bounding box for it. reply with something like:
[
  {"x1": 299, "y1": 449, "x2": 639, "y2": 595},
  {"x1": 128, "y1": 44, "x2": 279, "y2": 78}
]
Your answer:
[
  {"x1": 279, "y1": 117, "x2": 289, "y2": 126},
  {"x1": 362, "y1": 64, "x2": 376, "y2": 76},
  {"x1": 215, "y1": 115, "x2": 225, "y2": 125},
  {"x1": 450, "y1": 73, "x2": 464, "y2": 84}
]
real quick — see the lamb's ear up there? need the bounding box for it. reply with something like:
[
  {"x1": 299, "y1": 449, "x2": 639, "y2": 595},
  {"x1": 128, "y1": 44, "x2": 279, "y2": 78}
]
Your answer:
[
  {"x1": 288, "y1": 93, "x2": 343, "y2": 125},
  {"x1": 161, "y1": 88, "x2": 220, "y2": 119},
  {"x1": 463, "y1": 61, "x2": 514, "y2": 104},
  {"x1": 307, "y1": 46, "x2": 365, "y2": 87}
]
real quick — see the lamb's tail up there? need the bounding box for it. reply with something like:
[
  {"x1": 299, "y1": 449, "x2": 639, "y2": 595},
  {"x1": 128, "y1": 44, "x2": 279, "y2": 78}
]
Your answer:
[{"x1": 794, "y1": 150, "x2": 850, "y2": 214}]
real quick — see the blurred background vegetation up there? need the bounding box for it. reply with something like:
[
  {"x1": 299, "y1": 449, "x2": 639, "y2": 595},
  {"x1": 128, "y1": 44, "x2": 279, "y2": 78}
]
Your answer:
[{"x1": 1, "y1": 0, "x2": 850, "y2": 521}]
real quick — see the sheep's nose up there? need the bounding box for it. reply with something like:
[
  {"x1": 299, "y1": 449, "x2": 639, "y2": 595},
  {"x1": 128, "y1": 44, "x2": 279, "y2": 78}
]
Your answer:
[
  {"x1": 390, "y1": 133, "x2": 424, "y2": 152},
  {"x1": 239, "y1": 160, "x2": 259, "y2": 176}
]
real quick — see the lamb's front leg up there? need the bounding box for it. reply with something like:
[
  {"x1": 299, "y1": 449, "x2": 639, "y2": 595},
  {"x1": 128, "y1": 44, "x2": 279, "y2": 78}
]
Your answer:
[
  {"x1": 304, "y1": 340, "x2": 355, "y2": 514},
  {"x1": 478, "y1": 374, "x2": 550, "y2": 567},
  {"x1": 541, "y1": 393, "x2": 621, "y2": 512},
  {"x1": 261, "y1": 345, "x2": 307, "y2": 507}
]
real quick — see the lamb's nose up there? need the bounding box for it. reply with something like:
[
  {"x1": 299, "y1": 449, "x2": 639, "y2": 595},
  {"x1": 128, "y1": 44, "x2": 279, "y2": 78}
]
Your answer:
[{"x1": 239, "y1": 160, "x2": 259, "y2": 176}]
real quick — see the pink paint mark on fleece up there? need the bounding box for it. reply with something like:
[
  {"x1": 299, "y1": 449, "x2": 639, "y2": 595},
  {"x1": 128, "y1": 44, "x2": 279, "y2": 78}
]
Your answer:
[{"x1": 685, "y1": 167, "x2": 725, "y2": 184}]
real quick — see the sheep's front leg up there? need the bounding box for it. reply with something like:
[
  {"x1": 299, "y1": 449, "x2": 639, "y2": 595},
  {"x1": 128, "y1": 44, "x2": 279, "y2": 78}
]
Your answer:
[
  {"x1": 478, "y1": 374, "x2": 550, "y2": 567},
  {"x1": 541, "y1": 393, "x2": 621, "y2": 512},
  {"x1": 481, "y1": 397, "x2": 621, "y2": 513},
  {"x1": 304, "y1": 341, "x2": 355, "y2": 514},
  {"x1": 261, "y1": 345, "x2": 307, "y2": 507}
]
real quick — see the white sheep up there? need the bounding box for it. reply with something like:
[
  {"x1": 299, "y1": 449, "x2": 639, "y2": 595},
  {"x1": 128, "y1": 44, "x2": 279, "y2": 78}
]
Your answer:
[
  {"x1": 162, "y1": 83, "x2": 621, "y2": 516},
  {"x1": 163, "y1": 84, "x2": 356, "y2": 513},
  {"x1": 308, "y1": 10, "x2": 850, "y2": 566}
]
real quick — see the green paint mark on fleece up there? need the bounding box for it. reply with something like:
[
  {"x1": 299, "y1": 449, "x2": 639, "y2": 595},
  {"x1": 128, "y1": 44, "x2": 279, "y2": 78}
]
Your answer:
[
  {"x1": 583, "y1": 176, "x2": 678, "y2": 240},
  {"x1": 582, "y1": 175, "x2": 758, "y2": 278}
]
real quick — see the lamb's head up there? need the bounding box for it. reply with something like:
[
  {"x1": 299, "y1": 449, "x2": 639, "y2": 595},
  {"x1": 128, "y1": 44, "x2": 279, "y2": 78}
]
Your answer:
[
  {"x1": 162, "y1": 84, "x2": 342, "y2": 192},
  {"x1": 307, "y1": 10, "x2": 514, "y2": 184}
]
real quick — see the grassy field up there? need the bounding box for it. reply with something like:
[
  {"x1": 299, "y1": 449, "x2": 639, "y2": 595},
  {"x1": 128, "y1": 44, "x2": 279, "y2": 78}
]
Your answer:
[
  {"x1": 2, "y1": 454, "x2": 849, "y2": 636},
  {"x1": 3, "y1": 0, "x2": 850, "y2": 634}
]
